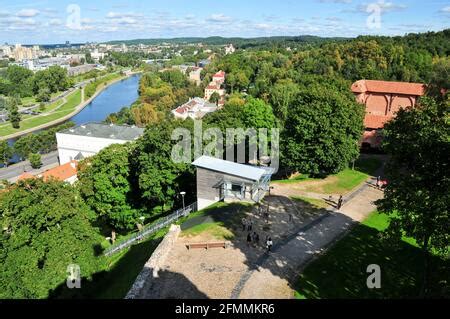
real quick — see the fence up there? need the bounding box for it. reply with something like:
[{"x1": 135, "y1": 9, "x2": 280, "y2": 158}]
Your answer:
[{"x1": 103, "y1": 202, "x2": 197, "y2": 256}]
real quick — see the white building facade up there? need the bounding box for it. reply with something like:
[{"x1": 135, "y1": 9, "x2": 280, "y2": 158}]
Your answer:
[{"x1": 56, "y1": 123, "x2": 144, "y2": 165}]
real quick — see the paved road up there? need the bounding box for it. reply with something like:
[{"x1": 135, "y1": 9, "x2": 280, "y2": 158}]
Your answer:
[{"x1": 0, "y1": 151, "x2": 59, "y2": 182}]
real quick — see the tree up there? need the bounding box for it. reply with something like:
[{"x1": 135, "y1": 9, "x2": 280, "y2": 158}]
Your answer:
[
  {"x1": 376, "y1": 97, "x2": 449, "y2": 296},
  {"x1": 14, "y1": 134, "x2": 39, "y2": 160},
  {"x1": 6, "y1": 95, "x2": 21, "y2": 128},
  {"x1": 281, "y1": 81, "x2": 365, "y2": 176},
  {"x1": 209, "y1": 91, "x2": 220, "y2": 105},
  {"x1": 77, "y1": 143, "x2": 140, "y2": 232},
  {"x1": 5, "y1": 65, "x2": 33, "y2": 97},
  {"x1": 133, "y1": 120, "x2": 194, "y2": 211},
  {"x1": 28, "y1": 153, "x2": 42, "y2": 169},
  {"x1": 0, "y1": 179, "x2": 102, "y2": 298},
  {"x1": 36, "y1": 87, "x2": 51, "y2": 102},
  {"x1": 241, "y1": 97, "x2": 277, "y2": 130},
  {"x1": 269, "y1": 79, "x2": 299, "y2": 123},
  {"x1": 0, "y1": 140, "x2": 12, "y2": 167}
]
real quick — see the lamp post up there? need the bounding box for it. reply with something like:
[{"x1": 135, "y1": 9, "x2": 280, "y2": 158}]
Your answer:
[{"x1": 180, "y1": 191, "x2": 186, "y2": 214}]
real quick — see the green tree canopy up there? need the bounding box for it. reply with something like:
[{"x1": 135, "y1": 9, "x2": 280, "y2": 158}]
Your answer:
[
  {"x1": 0, "y1": 179, "x2": 102, "y2": 298},
  {"x1": 376, "y1": 97, "x2": 449, "y2": 295},
  {"x1": 77, "y1": 143, "x2": 139, "y2": 232},
  {"x1": 281, "y1": 81, "x2": 365, "y2": 176}
]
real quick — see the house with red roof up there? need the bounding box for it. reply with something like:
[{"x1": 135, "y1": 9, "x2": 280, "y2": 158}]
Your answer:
[
  {"x1": 351, "y1": 80, "x2": 426, "y2": 148},
  {"x1": 204, "y1": 70, "x2": 226, "y2": 106},
  {"x1": 17, "y1": 161, "x2": 78, "y2": 185}
]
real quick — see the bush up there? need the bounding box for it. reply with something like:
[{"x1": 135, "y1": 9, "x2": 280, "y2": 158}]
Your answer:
[{"x1": 28, "y1": 152, "x2": 42, "y2": 169}]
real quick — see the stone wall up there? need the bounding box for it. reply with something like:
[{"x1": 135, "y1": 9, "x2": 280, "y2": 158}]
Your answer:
[{"x1": 125, "y1": 224, "x2": 181, "y2": 299}]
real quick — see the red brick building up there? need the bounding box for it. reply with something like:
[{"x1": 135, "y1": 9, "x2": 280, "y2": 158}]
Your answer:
[{"x1": 351, "y1": 80, "x2": 426, "y2": 148}]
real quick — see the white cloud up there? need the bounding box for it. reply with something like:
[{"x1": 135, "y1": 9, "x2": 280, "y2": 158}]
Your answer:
[
  {"x1": 207, "y1": 14, "x2": 233, "y2": 23},
  {"x1": 106, "y1": 12, "x2": 143, "y2": 19},
  {"x1": 49, "y1": 19, "x2": 62, "y2": 26},
  {"x1": 440, "y1": 6, "x2": 450, "y2": 14},
  {"x1": 17, "y1": 9, "x2": 40, "y2": 18},
  {"x1": 0, "y1": 11, "x2": 10, "y2": 18}
]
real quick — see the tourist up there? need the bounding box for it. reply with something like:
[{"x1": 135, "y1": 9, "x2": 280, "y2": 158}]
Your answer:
[
  {"x1": 247, "y1": 219, "x2": 253, "y2": 231},
  {"x1": 266, "y1": 237, "x2": 273, "y2": 252},
  {"x1": 247, "y1": 233, "x2": 252, "y2": 247},
  {"x1": 337, "y1": 195, "x2": 343, "y2": 210},
  {"x1": 242, "y1": 217, "x2": 247, "y2": 231},
  {"x1": 288, "y1": 213, "x2": 293, "y2": 222},
  {"x1": 254, "y1": 232, "x2": 260, "y2": 246}
]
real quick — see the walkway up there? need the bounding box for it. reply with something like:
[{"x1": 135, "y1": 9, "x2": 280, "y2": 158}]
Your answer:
[{"x1": 234, "y1": 182, "x2": 383, "y2": 298}]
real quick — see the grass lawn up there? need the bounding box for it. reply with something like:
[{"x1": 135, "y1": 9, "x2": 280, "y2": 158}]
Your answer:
[
  {"x1": 294, "y1": 212, "x2": 449, "y2": 298},
  {"x1": 273, "y1": 157, "x2": 383, "y2": 194},
  {"x1": 180, "y1": 202, "x2": 253, "y2": 241},
  {"x1": 0, "y1": 89, "x2": 81, "y2": 137}
]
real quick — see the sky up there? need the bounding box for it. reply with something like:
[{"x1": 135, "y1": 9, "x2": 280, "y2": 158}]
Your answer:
[{"x1": 0, "y1": 0, "x2": 449, "y2": 44}]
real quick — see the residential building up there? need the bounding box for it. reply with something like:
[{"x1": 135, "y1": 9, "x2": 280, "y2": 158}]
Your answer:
[
  {"x1": 204, "y1": 83, "x2": 225, "y2": 105},
  {"x1": 11, "y1": 44, "x2": 39, "y2": 62},
  {"x1": 351, "y1": 79, "x2": 426, "y2": 148},
  {"x1": 172, "y1": 97, "x2": 218, "y2": 120},
  {"x1": 91, "y1": 49, "x2": 106, "y2": 61},
  {"x1": 17, "y1": 161, "x2": 78, "y2": 184},
  {"x1": 67, "y1": 64, "x2": 97, "y2": 76},
  {"x1": 212, "y1": 70, "x2": 226, "y2": 86},
  {"x1": 192, "y1": 156, "x2": 274, "y2": 210},
  {"x1": 188, "y1": 67, "x2": 203, "y2": 86},
  {"x1": 224, "y1": 44, "x2": 236, "y2": 55},
  {"x1": 56, "y1": 123, "x2": 144, "y2": 164},
  {"x1": 204, "y1": 70, "x2": 226, "y2": 106}
]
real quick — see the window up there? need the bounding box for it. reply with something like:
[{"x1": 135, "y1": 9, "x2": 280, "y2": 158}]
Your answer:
[{"x1": 231, "y1": 184, "x2": 242, "y2": 192}]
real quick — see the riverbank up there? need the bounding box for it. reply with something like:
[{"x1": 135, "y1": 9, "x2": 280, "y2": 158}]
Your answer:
[{"x1": 0, "y1": 71, "x2": 142, "y2": 141}]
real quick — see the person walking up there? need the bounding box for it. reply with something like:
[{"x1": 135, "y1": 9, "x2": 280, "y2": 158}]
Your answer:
[
  {"x1": 337, "y1": 195, "x2": 343, "y2": 210},
  {"x1": 266, "y1": 236, "x2": 273, "y2": 252},
  {"x1": 254, "y1": 232, "x2": 260, "y2": 247},
  {"x1": 242, "y1": 217, "x2": 247, "y2": 231},
  {"x1": 248, "y1": 220, "x2": 253, "y2": 231},
  {"x1": 288, "y1": 213, "x2": 293, "y2": 223},
  {"x1": 247, "y1": 233, "x2": 252, "y2": 247}
]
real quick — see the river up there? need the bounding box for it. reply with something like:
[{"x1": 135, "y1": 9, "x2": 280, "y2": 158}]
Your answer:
[{"x1": 4, "y1": 74, "x2": 141, "y2": 165}]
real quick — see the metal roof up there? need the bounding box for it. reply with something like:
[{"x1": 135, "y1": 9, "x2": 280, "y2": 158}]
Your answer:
[
  {"x1": 58, "y1": 123, "x2": 144, "y2": 141},
  {"x1": 192, "y1": 156, "x2": 268, "y2": 181}
]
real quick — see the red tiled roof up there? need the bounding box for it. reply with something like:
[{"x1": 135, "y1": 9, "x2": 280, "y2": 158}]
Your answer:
[
  {"x1": 213, "y1": 70, "x2": 225, "y2": 78},
  {"x1": 40, "y1": 161, "x2": 78, "y2": 182},
  {"x1": 352, "y1": 80, "x2": 426, "y2": 96},
  {"x1": 17, "y1": 172, "x2": 35, "y2": 181}
]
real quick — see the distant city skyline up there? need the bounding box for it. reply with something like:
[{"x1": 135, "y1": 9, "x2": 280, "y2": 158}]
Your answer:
[{"x1": 0, "y1": 0, "x2": 449, "y2": 45}]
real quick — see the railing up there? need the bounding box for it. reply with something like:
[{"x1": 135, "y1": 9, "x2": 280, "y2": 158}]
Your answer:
[{"x1": 103, "y1": 202, "x2": 197, "y2": 256}]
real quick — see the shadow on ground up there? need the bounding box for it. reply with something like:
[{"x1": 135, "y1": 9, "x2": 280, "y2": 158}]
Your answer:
[
  {"x1": 294, "y1": 222, "x2": 450, "y2": 299},
  {"x1": 49, "y1": 233, "x2": 164, "y2": 299}
]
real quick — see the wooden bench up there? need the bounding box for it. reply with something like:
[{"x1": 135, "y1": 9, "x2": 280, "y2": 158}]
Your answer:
[{"x1": 186, "y1": 242, "x2": 227, "y2": 250}]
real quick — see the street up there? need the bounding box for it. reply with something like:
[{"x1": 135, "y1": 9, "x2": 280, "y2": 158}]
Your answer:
[{"x1": 0, "y1": 151, "x2": 59, "y2": 182}]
